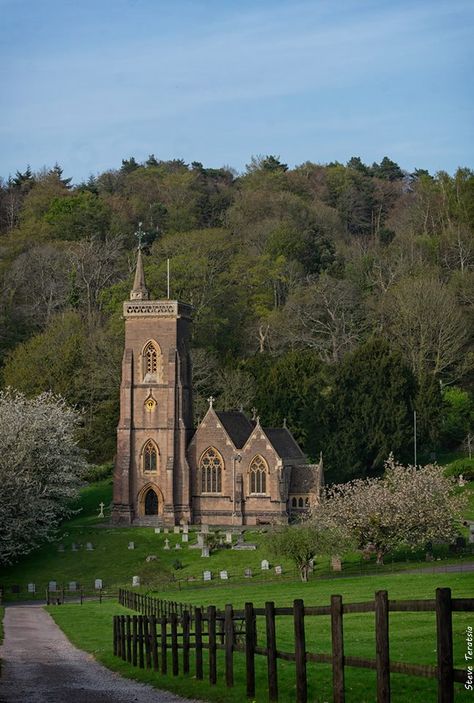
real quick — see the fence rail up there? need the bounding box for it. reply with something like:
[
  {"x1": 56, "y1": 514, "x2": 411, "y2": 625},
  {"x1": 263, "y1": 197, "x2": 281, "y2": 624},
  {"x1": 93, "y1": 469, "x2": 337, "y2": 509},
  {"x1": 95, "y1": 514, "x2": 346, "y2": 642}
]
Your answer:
[{"x1": 114, "y1": 587, "x2": 473, "y2": 703}]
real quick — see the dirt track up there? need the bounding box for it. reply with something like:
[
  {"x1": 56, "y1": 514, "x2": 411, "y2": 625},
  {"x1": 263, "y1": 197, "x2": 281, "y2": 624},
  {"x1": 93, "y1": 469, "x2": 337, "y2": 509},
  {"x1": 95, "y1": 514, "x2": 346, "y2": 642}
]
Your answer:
[{"x1": 0, "y1": 604, "x2": 197, "y2": 703}]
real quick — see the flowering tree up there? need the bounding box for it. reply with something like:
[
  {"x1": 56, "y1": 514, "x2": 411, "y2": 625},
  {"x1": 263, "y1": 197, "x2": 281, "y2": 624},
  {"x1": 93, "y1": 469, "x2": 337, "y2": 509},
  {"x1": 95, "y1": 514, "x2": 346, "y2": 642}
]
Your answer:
[
  {"x1": 0, "y1": 389, "x2": 87, "y2": 565},
  {"x1": 313, "y1": 457, "x2": 467, "y2": 564}
]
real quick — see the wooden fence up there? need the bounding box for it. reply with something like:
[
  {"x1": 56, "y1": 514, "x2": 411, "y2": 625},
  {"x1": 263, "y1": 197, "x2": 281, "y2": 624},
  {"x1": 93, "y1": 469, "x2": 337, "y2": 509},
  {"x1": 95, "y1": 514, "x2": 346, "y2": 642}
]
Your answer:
[{"x1": 115, "y1": 587, "x2": 473, "y2": 703}]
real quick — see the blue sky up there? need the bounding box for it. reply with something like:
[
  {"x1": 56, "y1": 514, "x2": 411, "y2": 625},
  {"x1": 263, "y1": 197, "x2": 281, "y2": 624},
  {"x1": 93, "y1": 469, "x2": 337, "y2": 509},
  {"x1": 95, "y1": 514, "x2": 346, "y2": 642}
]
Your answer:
[{"x1": 0, "y1": 0, "x2": 472, "y2": 182}]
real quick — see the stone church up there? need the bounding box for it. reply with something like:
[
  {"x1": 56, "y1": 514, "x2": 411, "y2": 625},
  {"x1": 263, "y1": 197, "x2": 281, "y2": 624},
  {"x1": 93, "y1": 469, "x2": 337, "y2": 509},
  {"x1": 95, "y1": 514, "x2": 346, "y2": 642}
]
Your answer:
[{"x1": 112, "y1": 249, "x2": 323, "y2": 526}]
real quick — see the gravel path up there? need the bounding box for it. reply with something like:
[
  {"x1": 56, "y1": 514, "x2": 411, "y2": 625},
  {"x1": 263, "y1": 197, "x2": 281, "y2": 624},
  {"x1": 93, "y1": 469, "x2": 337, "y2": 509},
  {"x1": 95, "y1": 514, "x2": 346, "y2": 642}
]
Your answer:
[{"x1": 0, "y1": 604, "x2": 199, "y2": 703}]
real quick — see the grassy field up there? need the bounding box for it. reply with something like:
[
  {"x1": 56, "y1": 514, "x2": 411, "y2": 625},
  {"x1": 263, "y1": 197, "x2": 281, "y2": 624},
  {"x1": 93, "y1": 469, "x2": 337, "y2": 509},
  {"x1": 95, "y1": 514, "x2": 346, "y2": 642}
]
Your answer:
[
  {"x1": 48, "y1": 570, "x2": 473, "y2": 703},
  {"x1": 2, "y1": 478, "x2": 473, "y2": 602}
]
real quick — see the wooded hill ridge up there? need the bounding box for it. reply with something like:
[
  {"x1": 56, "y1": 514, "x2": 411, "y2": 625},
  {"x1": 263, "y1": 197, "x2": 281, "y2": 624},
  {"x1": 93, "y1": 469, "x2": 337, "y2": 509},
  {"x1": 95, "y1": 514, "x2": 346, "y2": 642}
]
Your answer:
[{"x1": 0, "y1": 155, "x2": 473, "y2": 482}]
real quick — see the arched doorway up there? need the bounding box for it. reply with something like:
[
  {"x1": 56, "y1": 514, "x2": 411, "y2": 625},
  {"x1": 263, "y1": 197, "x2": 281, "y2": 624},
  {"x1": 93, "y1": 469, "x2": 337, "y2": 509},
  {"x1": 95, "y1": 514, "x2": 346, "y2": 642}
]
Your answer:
[{"x1": 144, "y1": 488, "x2": 159, "y2": 515}]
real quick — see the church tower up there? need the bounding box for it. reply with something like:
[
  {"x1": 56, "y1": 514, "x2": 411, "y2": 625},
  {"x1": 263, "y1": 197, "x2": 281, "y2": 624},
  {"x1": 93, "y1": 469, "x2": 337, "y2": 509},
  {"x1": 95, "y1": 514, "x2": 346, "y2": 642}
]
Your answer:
[{"x1": 112, "y1": 243, "x2": 193, "y2": 525}]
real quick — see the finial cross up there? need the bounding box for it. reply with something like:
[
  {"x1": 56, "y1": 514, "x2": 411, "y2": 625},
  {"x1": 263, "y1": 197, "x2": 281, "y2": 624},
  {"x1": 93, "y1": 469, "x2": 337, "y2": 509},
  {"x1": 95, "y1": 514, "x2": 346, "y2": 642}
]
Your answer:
[
  {"x1": 207, "y1": 395, "x2": 215, "y2": 408},
  {"x1": 251, "y1": 407, "x2": 258, "y2": 420},
  {"x1": 135, "y1": 221, "x2": 145, "y2": 250}
]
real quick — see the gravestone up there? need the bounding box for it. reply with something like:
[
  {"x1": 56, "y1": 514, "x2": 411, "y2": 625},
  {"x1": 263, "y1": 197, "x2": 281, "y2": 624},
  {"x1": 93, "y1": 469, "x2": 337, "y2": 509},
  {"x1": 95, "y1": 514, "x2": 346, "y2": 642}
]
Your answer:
[
  {"x1": 145, "y1": 555, "x2": 157, "y2": 562},
  {"x1": 86, "y1": 542, "x2": 94, "y2": 551},
  {"x1": 203, "y1": 570, "x2": 212, "y2": 581},
  {"x1": 182, "y1": 524, "x2": 189, "y2": 534},
  {"x1": 164, "y1": 538, "x2": 170, "y2": 550},
  {"x1": 71, "y1": 543, "x2": 78, "y2": 551},
  {"x1": 261, "y1": 559, "x2": 270, "y2": 570},
  {"x1": 225, "y1": 531, "x2": 233, "y2": 544},
  {"x1": 95, "y1": 579, "x2": 103, "y2": 590},
  {"x1": 197, "y1": 533, "x2": 205, "y2": 548},
  {"x1": 128, "y1": 541, "x2": 135, "y2": 550},
  {"x1": 175, "y1": 543, "x2": 182, "y2": 550},
  {"x1": 274, "y1": 565, "x2": 283, "y2": 575},
  {"x1": 173, "y1": 526, "x2": 180, "y2": 534},
  {"x1": 132, "y1": 575, "x2": 140, "y2": 587},
  {"x1": 201, "y1": 546, "x2": 210, "y2": 558},
  {"x1": 182, "y1": 533, "x2": 189, "y2": 543},
  {"x1": 98, "y1": 501, "x2": 105, "y2": 518},
  {"x1": 164, "y1": 527, "x2": 169, "y2": 534},
  {"x1": 28, "y1": 583, "x2": 36, "y2": 594},
  {"x1": 220, "y1": 570, "x2": 229, "y2": 580},
  {"x1": 331, "y1": 556, "x2": 342, "y2": 572},
  {"x1": 201, "y1": 524, "x2": 209, "y2": 534},
  {"x1": 49, "y1": 581, "x2": 57, "y2": 592},
  {"x1": 58, "y1": 544, "x2": 65, "y2": 552},
  {"x1": 244, "y1": 568, "x2": 252, "y2": 578},
  {"x1": 69, "y1": 581, "x2": 77, "y2": 591},
  {"x1": 154, "y1": 527, "x2": 161, "y2": 534}
]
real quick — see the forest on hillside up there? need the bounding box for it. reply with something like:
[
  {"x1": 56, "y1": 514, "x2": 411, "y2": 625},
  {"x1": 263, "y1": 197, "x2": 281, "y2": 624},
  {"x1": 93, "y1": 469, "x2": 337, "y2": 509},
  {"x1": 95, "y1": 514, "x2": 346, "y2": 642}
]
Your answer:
[{"x1": 0, "y1": 155, "x2": 473, "y2": 482}]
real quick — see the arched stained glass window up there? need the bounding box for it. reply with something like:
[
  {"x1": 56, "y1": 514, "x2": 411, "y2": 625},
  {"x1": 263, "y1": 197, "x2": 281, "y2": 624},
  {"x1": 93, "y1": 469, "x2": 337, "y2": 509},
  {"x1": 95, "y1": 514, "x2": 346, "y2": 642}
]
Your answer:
[
  {"x1": 144, "y1": 489, "x2": 158, "y2": 515},
  {"x1": 142, "y1": 341, "x2": 161, "y2": 382},
  {"x1": 200, "y1": 447, "x2": 223, "y2": 493},
  {"x1": 291, "y1": 497, "x2": 297, "y2": 508},
  {"x1": 143, "y1": 440, "x2": 158, "y2": 472},
  {"x1": 298, "y1": 497, "x2": 304, "y2": 508},
  {"x1": 249, "y1": 455, "x2": 268, "y2": 494}
]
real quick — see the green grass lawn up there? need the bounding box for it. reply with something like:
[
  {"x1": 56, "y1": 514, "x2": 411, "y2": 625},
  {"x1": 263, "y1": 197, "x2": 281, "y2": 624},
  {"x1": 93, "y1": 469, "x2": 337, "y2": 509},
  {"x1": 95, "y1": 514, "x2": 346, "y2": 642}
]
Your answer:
[{"x1": 48, "y1": 570, "x2": 474, "y2": 703}]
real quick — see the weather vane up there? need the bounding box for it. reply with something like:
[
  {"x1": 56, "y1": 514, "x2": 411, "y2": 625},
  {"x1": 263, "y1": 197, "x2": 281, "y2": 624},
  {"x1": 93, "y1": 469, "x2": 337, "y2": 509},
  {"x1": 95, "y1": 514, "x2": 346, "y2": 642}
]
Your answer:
[{"x1": 135, "y1": 221, "x2": 145, "y2": 250}]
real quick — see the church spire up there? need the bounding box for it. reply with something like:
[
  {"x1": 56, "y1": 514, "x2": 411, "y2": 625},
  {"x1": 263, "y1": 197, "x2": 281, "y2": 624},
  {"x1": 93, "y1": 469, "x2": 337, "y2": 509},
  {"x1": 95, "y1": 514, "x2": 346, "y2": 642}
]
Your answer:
[{"x1": 130, "y1": 223, "x2": 149, "y2": 301}]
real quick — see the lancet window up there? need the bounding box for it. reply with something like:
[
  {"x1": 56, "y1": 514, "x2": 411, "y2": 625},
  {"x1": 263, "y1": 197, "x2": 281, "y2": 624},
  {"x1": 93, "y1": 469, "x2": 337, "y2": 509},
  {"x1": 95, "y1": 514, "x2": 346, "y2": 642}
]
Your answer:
[
  {"x1": 249, "y1": 455, "x2": 268, "y2": 494},
  {"x1": 143, "y1": 440, "x2": 158, "y2": 472},
  {"x1": 200, "y1": 447, "x2": 223, "y2": 493},
  {"x1": 142, "y1": 341, "x2": 161, "y2": 382}
]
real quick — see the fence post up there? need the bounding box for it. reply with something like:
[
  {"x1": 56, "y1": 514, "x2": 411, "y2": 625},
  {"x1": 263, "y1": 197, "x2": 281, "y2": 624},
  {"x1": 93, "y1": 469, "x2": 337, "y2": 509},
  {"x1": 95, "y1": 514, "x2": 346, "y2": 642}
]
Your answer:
[
  {"x1": 245, "y1": 602, "x2": 256, "y2": 698},
  {"x1": 183, "y1": 609, "x2": 191, "y2": 675},
  {"x1": 144, "y1": 616, "x2": 152, "y2": 669},
  {"x1": 436, "y1": 587, "x2": 454, "y2": 703},
  {"x1": 161, "y1": 616, "x2": 168, "y2": 674},
  {"x1": 225, "y1": 604, "x2": 234, "y2": 687},
  {"x1": 375, "y1": 590, "x2": 390, "y2": 703},
  {"x1": 150, "y1": 615, "x2": 159, "y2": 671},
  {"x1": 126, "y1": 615, "x2": 132, "y2": 663},
  {"x1": 265, "y1": 601, "x2": 278, "y2": 702},
  {"x1": 121, "y1": 616, "x2": 127, "y2": 661},
  {"x1": 113, "y1": 616, "x2": 118, "y2": 656},
  {"x1": 171, "y1": 612, "x2": 179, "y2": 676},
  {"x1": 331, "y1": 595, "x2": 345, "y2": 703},
  {"x1": 132, "y1": 615, "x2": 138, "y2": 666},
  {"x1": 208, "y1": 605, "x2": 217, "y2": 685},
  {"x1": 138, "y1": 615, "x2": 145, "y2": 668},
  {"x1": 195, "y1": 606, "x2": 203, "y2": 680},
  {"x1": 293, "y1": 599, "x2": 307, "y2": 703}
]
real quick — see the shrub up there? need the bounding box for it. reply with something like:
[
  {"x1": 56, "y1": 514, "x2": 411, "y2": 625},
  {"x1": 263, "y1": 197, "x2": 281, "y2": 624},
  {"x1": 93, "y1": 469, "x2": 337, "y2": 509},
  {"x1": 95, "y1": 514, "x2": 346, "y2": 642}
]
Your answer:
[{"x1": 443, "y1": 458, "x2": 474, "y2": 481}]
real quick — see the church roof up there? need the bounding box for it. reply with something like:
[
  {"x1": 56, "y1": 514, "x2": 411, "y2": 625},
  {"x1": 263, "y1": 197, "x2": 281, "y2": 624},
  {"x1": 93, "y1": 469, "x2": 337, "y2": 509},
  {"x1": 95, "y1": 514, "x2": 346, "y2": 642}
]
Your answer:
[
  {"x1": 264, "y1": 428, "x2": 305, "y2": 460},
  {"x1": 289, "y1": 463, "x2": 324, "y2": 493},
  {"x1": 215, "y1": 411, "x2": 255, "y2": 449}
]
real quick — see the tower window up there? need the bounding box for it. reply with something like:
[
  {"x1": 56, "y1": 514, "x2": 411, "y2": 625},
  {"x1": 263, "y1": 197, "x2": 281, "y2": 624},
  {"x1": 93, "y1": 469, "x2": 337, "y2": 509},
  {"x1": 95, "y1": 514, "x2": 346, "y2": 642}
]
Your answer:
[
  {"x1": 249, "y1": 455, "x2": 268, "y2": 494},
  {"x1": 142, "y1": 341, "x2": 161, "y2": 382},
  {"x1": 143, "y1": 440, "x2": 158, "y2": 472},
  {"x1": 200, "y1": 447, "x2": 223, "y2": 493}
]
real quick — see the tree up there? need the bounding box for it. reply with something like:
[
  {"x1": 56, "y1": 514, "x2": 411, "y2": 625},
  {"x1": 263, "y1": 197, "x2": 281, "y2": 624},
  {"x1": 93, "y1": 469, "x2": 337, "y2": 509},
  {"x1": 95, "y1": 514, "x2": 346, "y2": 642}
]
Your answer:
[
  {"x1": 323, "y1": 338, "x2": 416, "y2": 480},
  {"x1": 0, "y1": 389, "x2": 87, "y2": 565},
  {"x1": 315, "y1": 457, "x2": 466, "y2": 564},
  {"x1": 267, "y1": 523, "x2": 354, "y2": 581}
]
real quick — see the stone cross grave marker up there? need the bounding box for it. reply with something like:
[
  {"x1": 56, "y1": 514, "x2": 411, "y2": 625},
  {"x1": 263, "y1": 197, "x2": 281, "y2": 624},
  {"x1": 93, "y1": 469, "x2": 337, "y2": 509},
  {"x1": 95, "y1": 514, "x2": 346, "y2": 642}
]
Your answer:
[
  {"x1": 164, "y1": 538, "x2": 170, "y2": 550},
  {"x1": 98, "y1": 502, "x2": 105, "y2": 518},
  {"x1": 203, "y1": 570, "x2": 212, "y2": 581},
  {"x1": 261, "y1": 559, "x2": 270, "y2": 570},
  {"x1": 95, "y1": 579, "x2": 103, "y2": 590}
]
